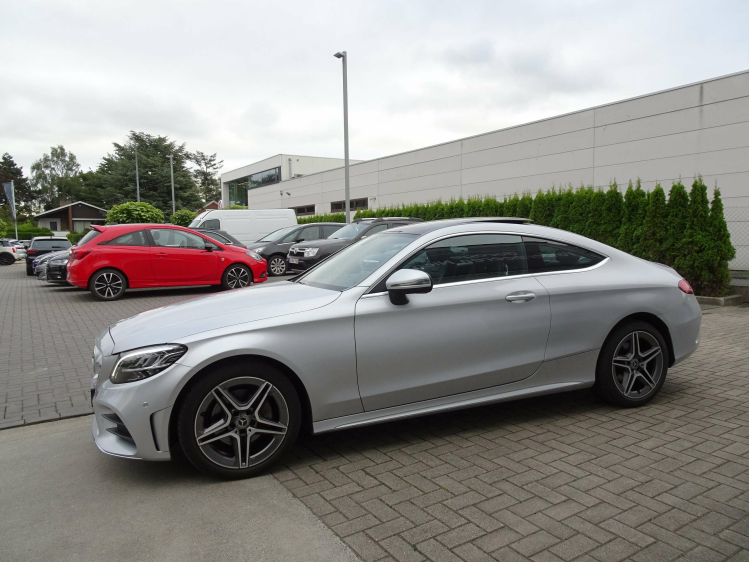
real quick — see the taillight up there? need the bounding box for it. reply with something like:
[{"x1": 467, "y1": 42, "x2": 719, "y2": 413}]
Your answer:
[
  {"x1": 678, "y1": 279, "x2": 694, "y2": 294},
  {"x1": 27, "y1": 249, "x2": 37, "y2": 255},
  {"x1": 72, "y1": 248, "x2": 92, "y2": 260},
  {"x1": 11, "y1": 247, "x2": 15, "y2": 253}
]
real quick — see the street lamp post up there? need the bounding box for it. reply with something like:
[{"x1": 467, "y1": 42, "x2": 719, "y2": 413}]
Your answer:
[
  {"x1": 167, "y1": 154, "x2": 176, "y2": 215},
  {"x1": 135, "y1": 148, "x2": 141, "y2": 202},
  {"x1": 334, "y1": 51, "x2": 350, "y2": 224}
]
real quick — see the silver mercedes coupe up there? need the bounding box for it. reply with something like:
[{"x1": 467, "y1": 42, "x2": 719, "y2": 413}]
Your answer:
[{"x1": 90, "y1": 218, "x2": 702, "y2": 478}]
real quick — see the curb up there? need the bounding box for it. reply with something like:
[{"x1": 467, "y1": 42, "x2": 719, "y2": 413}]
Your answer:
[{"x1": 695, "y1": 294, "x2": 744, "y2": 307}]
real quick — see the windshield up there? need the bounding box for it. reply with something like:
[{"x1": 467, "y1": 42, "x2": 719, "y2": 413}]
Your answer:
[
  {"x1": 329, "y1": 222, "x2": 372, "y2": 240},
  {"x1": 77, "y1": 229, "x2": 101, "y2": 246},
  {"x1": 259, "y1": 226, "x2": 297, "y2": 242},
  {"x1": 299, "y1": 233, "x2": 417, "y2": 291},
  {"x1": 188, "y1": 212, "x2": 207, "y2": 228}
]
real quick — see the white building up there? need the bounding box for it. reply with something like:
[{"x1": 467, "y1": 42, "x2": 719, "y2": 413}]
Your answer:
[{"x1": 224, "y1": 70, "x2": 749, "y2": 268}]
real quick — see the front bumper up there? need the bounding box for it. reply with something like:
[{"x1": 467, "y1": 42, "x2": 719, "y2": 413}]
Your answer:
[
  {"x1": 286, "y1": 256, "x2": 322, "y2": 273},
  {"x1": 46, "y1": 264, "x2": 68, "y2": 283}
]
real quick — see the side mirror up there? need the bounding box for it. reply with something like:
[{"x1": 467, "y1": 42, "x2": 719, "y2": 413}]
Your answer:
[
  {"x1": 385, "y1": 269, "x2": 432, "y2": 305},
  {"x1": 204, "y1": 243, "x2": 214, "y2": 252}
]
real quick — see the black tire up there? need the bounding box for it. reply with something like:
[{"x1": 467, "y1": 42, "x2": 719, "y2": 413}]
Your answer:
[
  {"x1": 176, "y1": 359, "x2": 301, "y2": 479},
  {"x1": 26, "y1": 263, "x2": 35, "y2": 275},
  {"x1": 221, "y1": 263, "x2": 252, "y2": 290},
  {"x1": 88, "y1": 268, "x2": 127, "y2": 301},
  {"x1": 0, "y1": 253, "x2": 15, "y2": 266},
  {"x1": 594, "y1": 321, "x2": 669, "y2": 408},
  {"x1": 267, "y1": 255, "x2": 287, "y2": 276}
]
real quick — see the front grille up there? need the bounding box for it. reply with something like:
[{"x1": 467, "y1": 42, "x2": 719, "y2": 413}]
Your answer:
[{"x1": 102, "y1": 413, "x2": 135, "y2": 443}]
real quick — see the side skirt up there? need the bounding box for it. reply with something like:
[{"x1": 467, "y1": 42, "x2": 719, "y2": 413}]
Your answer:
[{"x1": 313, "y1": 349, "x2": 598, "y2": 434}]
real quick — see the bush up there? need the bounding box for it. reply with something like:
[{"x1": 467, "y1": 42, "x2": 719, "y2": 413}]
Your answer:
[
  {"x1": 664, "y1": 182, "x2": 689, "y2": 266},
  {"x1": 600, "y1": 183, "x2": 624, "y2": 247},
  {"x1": 0, "y1": 218, "x2": 6, "y2": 235},
  {"x1": 674, "y1": 178, "x2": 713, "y2": 295},
  {"x1": 107, "y1": 202, "x2": 164, "y2": 225},
  {"x1": 707, "y1": 187, "x2": 735, "y2": 296},
  {"x1": 67, "y1": 231, "x2": 87, "y2": 245},
  {"x1": 618, "y1": 180, "x2": 648, "y2": 255},
  {"x1": 170, "y1": 209, "x2": 197, "y2": 227},
  {"x1": 224, "y1": 204, "x2": 247, "y2": 210},
  {"x1": 638, "y1": 184, "x2": 668, "y2": 263},
  {"x1": 3, "y1": 222, "x2": 53, "y2": 239},
  {"x1": 569, "y1": 187, "x2": 592, "y2": 236},
  {"x1": 586, "y1": 189, "x2": 606, "y2": 241}
]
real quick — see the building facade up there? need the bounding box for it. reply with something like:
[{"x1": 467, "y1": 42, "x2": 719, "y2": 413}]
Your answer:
[
  {"x1": 34, "y1": 201, "x2": 108, "y2": 236},
  {"x1": 228, "y1": 70, "x2": 749, "y2": 268}
]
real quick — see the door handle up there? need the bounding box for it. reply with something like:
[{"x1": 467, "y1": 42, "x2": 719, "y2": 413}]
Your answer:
[
  {"x1": 506, "y1": 291, "x2": 536, "y2": 303},
  {"x1": 156, "y1": 253, "x2": 168, "y2": 258}
]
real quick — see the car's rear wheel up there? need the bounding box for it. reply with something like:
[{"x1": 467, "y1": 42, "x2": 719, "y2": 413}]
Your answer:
[
  {"x1": 88, "y1": 268, "x2": 127, "y2": 301},
  {"x1": 177, "y1": 360, "x2": 301, "y2": 479},
  {"x1": 26, "y1": 262, "x2": 35, "y2": 275},
  {"x1": 268, "y1": 255, "x2": 287, "y2": 276},
  {"x1": 221, "y1": 264, "x2": 252, "y2": 290},
  {"x1": 0, "y1": 253, "x2": 15, "y2": 266},
  {"x1": 594, "y1": 321, "x2": 668, "y2": 407}
]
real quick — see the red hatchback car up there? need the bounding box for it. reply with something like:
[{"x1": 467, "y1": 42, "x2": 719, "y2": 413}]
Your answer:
[{"x1": 67, "y1": 224, "x2": 267, "y2": 301}]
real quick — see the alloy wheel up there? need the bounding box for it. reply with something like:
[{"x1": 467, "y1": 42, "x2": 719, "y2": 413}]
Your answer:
[
  {"x1": 94, "y1": 272, "x2": 123, "y2": 299},
  {"x1": 269, "y1": 257, "x2": 286, "y2": 276},
  {"x1": 194, "y1": 377, "x2": 289, "y2": 470},
  {"x1": 611, "y1": 331, "x2": 663, "y2": 400},
  {"x1": 226, "y1": 266, "x2": 250, "y2": 289}
]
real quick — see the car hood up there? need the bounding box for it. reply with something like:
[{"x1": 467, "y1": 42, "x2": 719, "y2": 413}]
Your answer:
[
  {"x1": 108, "y1": 282, "x2": 339, "y2": 354},
  {"x1": 245, "y1": 242, "x2": 269, "y2": 250}
]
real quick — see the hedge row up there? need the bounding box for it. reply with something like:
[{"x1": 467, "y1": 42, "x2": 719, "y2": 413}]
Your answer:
[
  {"x1": 300, "y1": 179, "x2": 736, "y2": 296},
  {"x1": 2, "y1": 222, "x2": 54, "y2": 239}
]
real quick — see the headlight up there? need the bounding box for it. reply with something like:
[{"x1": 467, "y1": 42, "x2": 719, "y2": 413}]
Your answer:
[
  {"x1": 51, "y1": 259, "x2": 69, "y2": 266},
  {"x1": 253, "y1": 246, "x2": 265, "y2": 254},
  {"x1": 303, "y1": 248, "x2": 319, "y2": 258},
  {"x1": 245, "y1": 250, "x2": 263, "y2": 262},
  {"x1": 110, "y1": 344, "x2": 187, "y2": 384}
]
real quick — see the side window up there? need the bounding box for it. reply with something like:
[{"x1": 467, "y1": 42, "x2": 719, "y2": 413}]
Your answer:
[
  {"x1": 103, "y1": 230, "x2": 148, "y2": 247},
  {"x1": 281, "y1": 229, "x2": 301, "y2": 243},
  {"x1": 150, "y1": 229, "x2": 206, "y2": 249},
  {"x1": 297, "y1": 226, "x2": 320, "y2": 242},
  {"x1": 523, "y1": 237, "x2": 605, "y2": 273},
  {"x1": 398, "y1": 234, "x2": 527, "y2": 286},
  {"x1": 201, "y1": 219, "x2": 220, "y2": 230},
  {"x1": 361, "y1": 224, "x2": 387, "y2": 238},
  {"x1": 322, "y1": 225, "x2": 342, "y2": 237}
]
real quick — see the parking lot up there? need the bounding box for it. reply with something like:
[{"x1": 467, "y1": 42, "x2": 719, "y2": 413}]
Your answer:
[{"x1": 1, "y1": 261, "x2": 748, "y2": 561}]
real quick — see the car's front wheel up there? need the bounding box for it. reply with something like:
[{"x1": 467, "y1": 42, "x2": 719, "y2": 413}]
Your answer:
[
  {"x1": 268, "y1": 255, "x2": 287, "y2": 276},
  {"x1": 221, "y1": 263, "x2": 252, "y2": 290},
  {"x1": 89, "y1": 268, "x2": 127, "y2": 301},
  {"x1": 594, "y1": 321, "x2": 668, "y2": 407},
  {"x1": 177, "y1": 360, "x2": 301, "y2": 479}
]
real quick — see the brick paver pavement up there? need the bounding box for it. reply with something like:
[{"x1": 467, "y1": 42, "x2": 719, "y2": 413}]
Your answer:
[{"x1": 2, "y1": 261, "x2": 748, "y2": 561}]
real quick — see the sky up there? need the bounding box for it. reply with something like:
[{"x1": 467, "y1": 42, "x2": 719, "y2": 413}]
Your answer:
[{"x1": 3, "y1": 0, "x2": 749, "y2": 178}]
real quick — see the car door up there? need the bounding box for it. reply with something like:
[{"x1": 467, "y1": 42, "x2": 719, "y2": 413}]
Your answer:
[
  {"x1": 295, "y1": 225, "x2": 321, "y2": 243},
  {"x1": 98, "y1": 229, "x2": 153, "y2": 287},
  {"x1": 147, "y1": 228, "x2": 219, "y2": 283},
  {"x1": 354, "y1": 232, "x2": 551, "y2": 411}
]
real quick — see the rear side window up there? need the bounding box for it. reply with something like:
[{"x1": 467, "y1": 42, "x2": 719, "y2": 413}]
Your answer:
[
  {"x1": 201, "y1": 219, "x2": 220, "y2": 229},
  {"x1": 102, "y1": 230, "x2": 148, "y2": 247},
  {"x1": 296, "y1": 226, "x2": 320, "y2": 242},
  {"x1": 399, "y1": 234, "x2": 527, "y2": 286},
  {"x1": 77, "y1": 230, "x2": 102, "y2": 246},
  {"x1": 523, "y1": 237, "x2": 605, "y2": 273},
  {"x1": 31, "y1": 239, "x2": 71, "y2": 250},
  {"x1": 322, "y1": 225, "x2": 342, "y2": 237}
]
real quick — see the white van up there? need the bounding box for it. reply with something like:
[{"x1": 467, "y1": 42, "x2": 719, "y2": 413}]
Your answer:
[{"x1": 189, "y1": 209, "x2": 298, "y2": 245}]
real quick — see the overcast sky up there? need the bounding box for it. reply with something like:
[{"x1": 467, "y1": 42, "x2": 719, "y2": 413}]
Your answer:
[{"x1": 3, "y1": 0, "x2": 748, "y2": 177}]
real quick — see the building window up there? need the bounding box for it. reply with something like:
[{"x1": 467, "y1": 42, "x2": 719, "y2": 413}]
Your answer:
[
  {"x1": 291, "y1": 204, "x2": 316, "y2": 217},
  {"x1": 225, "y1": 166, "x2": 282, "y2": 207},
  {"x1": 331, "y1": 198, "x2": 368, "y2": 212}
]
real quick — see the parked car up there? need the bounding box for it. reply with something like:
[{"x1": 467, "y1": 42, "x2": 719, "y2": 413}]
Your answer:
[
  {"x1": 89, "y1": 217, "x2": 702, "y2": 478},
  {"x1": 25, "y1": 236, "x2": 72, "y2": 275},
  {"x1": 45, "y1": 251, "x2": 71, "y2": 284},
  {"x1": 286, "y1": 217, "x2": 423, "y2": 273},
  {"x1": 67, "y1": 224, "x2": 267, "y2": 301},
  {"x1": 188, "y1": 209, "x2": 297, "y2": 246},
  {"x1": 192, "y1": 228, "x2": 246, "y2": 248},
  {"x1": 0, "y1": 239, "x2": 18, "y2": 265},
  {"x1": 19, "y1": 239, "x2": 31, "y2": 249},
  {"x1": 4, "y1": 239, "x2": 27, "y2": 260},
  {"x1": 245, "y1": 222, "x2": 345, "y2": 276},
  {"x1": 33, "y1": 250, "x2": 68, "y2": 277}
]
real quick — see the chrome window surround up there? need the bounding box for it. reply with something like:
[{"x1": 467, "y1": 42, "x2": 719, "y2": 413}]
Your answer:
[{"x1": 360, "y1": 230, "x2": 610, "y2": 299}]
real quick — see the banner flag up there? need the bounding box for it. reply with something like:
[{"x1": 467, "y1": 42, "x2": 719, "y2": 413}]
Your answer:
[{"x1": 2, "y1": 181, "x2": 15, "y2": 219}]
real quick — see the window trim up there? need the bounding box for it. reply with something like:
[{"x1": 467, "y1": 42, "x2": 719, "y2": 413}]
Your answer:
[
  {"x1": 331, "y1": 197, "x2": 368, "y2": 212},
  {"x1": 361, "y1": 230, "x2": 609, "y2": 298}
]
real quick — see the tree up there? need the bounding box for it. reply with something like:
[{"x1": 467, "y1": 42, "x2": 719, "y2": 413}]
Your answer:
[
  {"x1": 638, "y1": 184, "x2": 668, "y2": 263},
  {"x1": 706, "y1": 187, "x2": 735, "y2": 296},
  {"x1": 674, "y1": 178, "x2": 712, "y2": 295},
  {"x1": 170, "y1": 209, "x2": 197, "y2": 227},
  {"x1": 517, "y1": 192, "x2": 533, "y2": 219},
  {"x1": 30, "y1": 145, "x2": 81, "y2": 210},
  {"x1": 98, "y1": 132, "x2": 202, "y2": 215},
  {"x1": 664, "y1": 181, "x2": 689, "y2": 266},
  {"x1": 618, "y1": 180, "x2": 648, "y2": 254},
  {"x1": 600, "y1": 182, "x2": 624, "y2": 247},
  {"x1": 530, "y1": 190, "x2": 551, "y2": 225},
  {"x1": 107, "y1": 202, "x2": 165, "y2": 224},
  {"x1": 569, "y1": 186, "x2": 593, "y2": 236},
  {"x1": 504, "y1": 194, "x2": 519, "y2": 218},
  {"x1": 0, "y1": 153, "x2": 36, "y2": 219},
  {"x1": 190, "y1": 151, "x2": 223, "y2": 204},
  {"x1": 0, "y1": 217, "x2": 6, "y2": 236},
  {"x1": 551, "y1": 186, "x2": 575, "y2": 231},
  {"x1": 586, "y1": 189, "x2": 606, "y2": 242}
]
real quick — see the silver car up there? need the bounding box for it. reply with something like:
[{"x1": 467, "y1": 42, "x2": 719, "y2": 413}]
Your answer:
[{"x1": 91, "y1": 218, "x2": 701, "y2": 478}]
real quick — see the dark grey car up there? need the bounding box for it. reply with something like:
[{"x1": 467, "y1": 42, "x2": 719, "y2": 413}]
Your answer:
[{"x1": 245, "y1": 223, "x2": 344, "y2": 276}]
